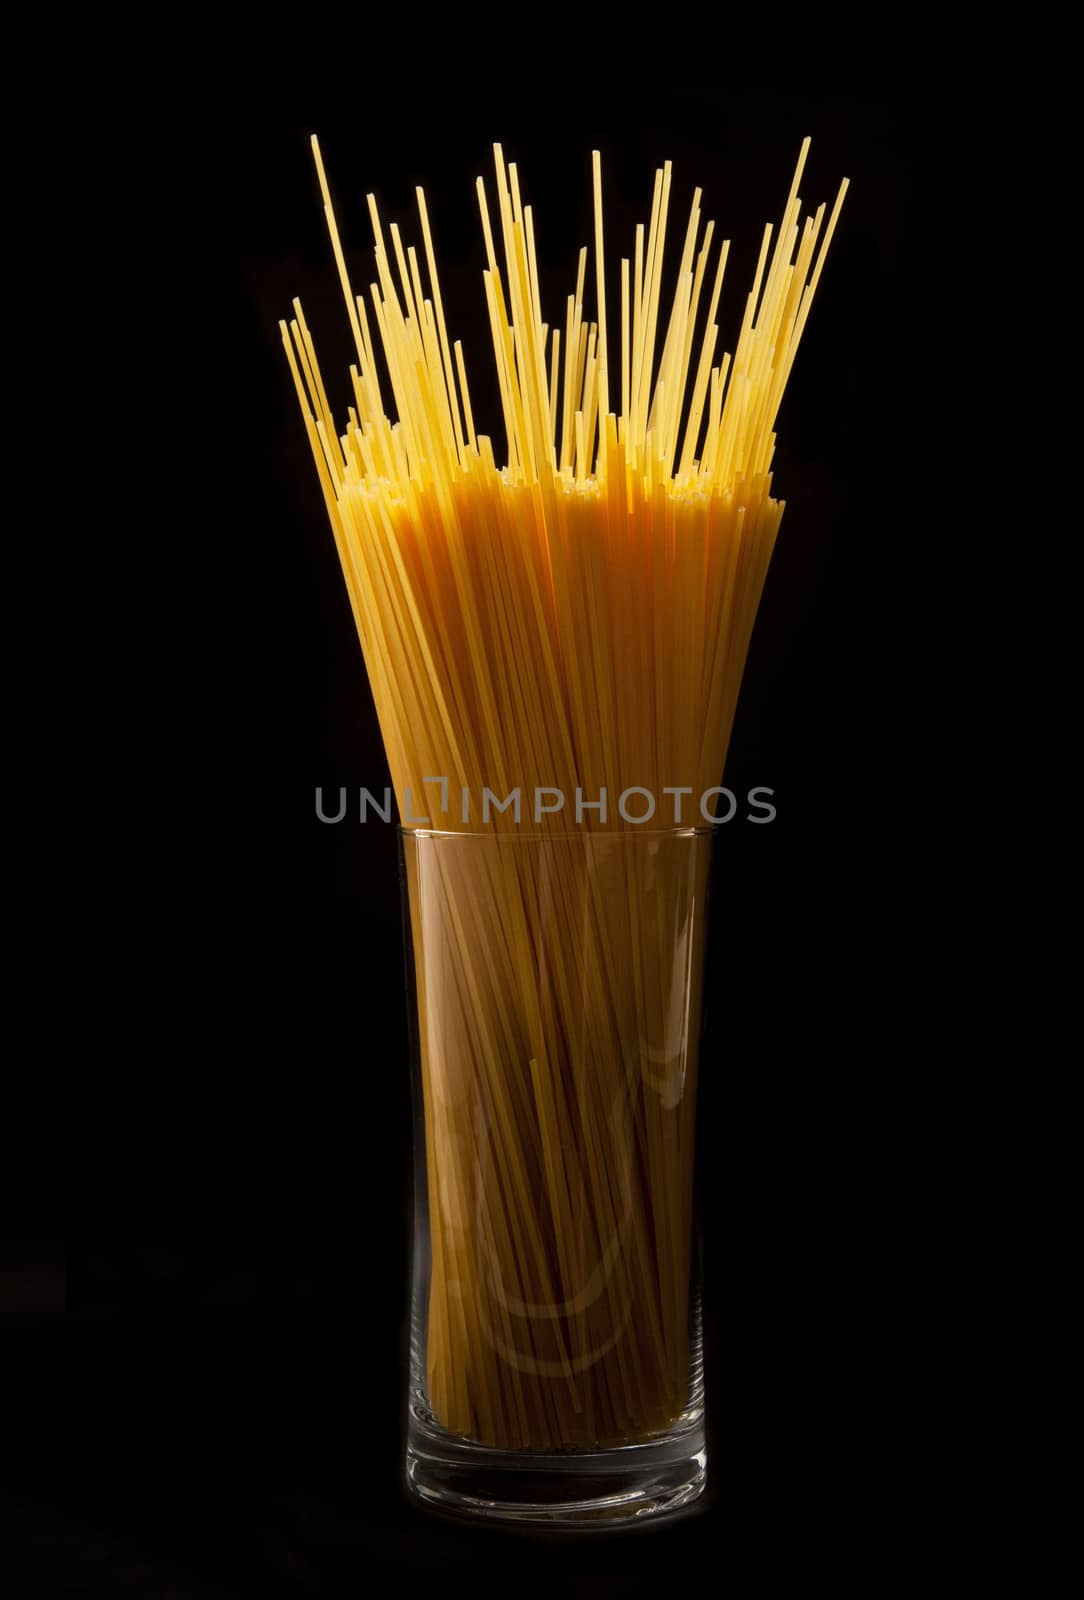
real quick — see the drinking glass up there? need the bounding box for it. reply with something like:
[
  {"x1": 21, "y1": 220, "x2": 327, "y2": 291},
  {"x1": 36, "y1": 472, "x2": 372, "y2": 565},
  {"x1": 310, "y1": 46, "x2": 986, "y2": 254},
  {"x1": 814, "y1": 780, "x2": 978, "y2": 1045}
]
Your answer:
[{"x1": 401, "y1": 826, "x2": 713, "y2": 1525}]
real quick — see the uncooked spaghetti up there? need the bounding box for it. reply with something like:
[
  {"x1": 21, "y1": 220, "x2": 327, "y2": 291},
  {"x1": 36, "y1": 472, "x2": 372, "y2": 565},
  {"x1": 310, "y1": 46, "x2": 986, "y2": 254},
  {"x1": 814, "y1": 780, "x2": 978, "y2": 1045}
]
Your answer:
[{"x1": 283, "y1": 138, "x2": 846, "y2": 1449}]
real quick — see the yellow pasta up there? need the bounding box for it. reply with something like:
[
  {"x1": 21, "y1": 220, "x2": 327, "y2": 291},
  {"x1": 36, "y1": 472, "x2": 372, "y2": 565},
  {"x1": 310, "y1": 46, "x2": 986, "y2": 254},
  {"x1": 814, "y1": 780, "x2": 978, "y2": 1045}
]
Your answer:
[{"x1": 283, "y1": 137, "x2": 846, "y2": 1449}]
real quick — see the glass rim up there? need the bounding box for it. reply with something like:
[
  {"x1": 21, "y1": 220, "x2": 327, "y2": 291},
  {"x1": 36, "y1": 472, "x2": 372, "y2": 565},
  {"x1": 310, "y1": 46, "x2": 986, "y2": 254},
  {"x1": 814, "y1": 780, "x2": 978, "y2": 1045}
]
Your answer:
[{"x1": 397, "y1": 824, "x2": 718, "y2": 841}]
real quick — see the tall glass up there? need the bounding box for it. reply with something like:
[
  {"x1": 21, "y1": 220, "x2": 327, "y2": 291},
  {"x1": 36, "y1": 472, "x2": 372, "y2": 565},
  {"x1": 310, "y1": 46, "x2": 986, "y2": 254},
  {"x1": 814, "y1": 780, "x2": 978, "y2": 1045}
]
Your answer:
[{"x1": 400, "y1": 826, "x2": 713, "y2": 1525}]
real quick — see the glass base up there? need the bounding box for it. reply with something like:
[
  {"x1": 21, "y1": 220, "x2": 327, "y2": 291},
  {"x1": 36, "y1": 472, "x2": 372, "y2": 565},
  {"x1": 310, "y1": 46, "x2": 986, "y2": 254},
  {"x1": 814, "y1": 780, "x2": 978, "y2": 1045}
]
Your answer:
[{"x1": 405, "y1": 1392, "x2": 706, "y2": 1528}]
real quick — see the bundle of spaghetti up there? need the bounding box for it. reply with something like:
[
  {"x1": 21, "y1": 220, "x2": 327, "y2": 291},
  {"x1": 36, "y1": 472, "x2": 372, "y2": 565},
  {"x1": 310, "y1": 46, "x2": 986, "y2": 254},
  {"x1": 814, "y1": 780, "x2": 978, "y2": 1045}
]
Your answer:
[{"x1": 283, "y1": 137, "x2": 846, "y2": 1448}]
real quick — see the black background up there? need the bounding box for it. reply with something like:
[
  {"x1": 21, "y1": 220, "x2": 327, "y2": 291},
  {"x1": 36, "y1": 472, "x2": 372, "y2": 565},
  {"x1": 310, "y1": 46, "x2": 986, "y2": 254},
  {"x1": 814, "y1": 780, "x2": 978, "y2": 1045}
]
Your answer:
[{"x1": 11, "y1": 53, "x2": 920, "y2": 1594}]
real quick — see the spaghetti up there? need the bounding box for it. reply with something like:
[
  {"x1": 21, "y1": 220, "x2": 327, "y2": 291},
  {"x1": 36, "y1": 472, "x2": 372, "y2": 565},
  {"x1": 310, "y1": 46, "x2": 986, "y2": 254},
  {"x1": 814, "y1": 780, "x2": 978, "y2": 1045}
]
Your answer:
[{"x1": 283, "y1": 138, "x2": 846, "y2": 1449}]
